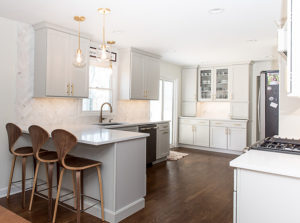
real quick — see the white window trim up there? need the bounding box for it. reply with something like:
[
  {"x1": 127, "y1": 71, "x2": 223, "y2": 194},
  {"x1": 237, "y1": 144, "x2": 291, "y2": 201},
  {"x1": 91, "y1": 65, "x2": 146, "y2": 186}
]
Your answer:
[{"x1": 79, "y1": 60, "x2": 118, "y2": 118}]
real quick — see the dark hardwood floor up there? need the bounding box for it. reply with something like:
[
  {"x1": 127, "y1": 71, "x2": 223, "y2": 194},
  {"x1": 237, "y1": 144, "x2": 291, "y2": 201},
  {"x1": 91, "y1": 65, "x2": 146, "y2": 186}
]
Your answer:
[{"x1": 0, "y1": 148, "x2": 237, "y2": 223}]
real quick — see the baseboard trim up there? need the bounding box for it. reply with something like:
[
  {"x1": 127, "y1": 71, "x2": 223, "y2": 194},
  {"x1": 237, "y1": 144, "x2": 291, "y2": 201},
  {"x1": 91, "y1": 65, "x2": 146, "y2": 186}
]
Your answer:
[
  {"x1": 0, "y1": 179, "x2": 34, "y2": 198},
  {"x1": 178, "y1": 144, "x2": 242, "y2": 155}
]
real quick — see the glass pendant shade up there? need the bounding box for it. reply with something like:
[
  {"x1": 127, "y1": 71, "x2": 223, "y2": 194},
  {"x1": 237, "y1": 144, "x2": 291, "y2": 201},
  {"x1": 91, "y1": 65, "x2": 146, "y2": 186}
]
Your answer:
[
  {"x1": 73, "y1": 16, "x2": 86, "y2": 68},
  {"x1": 73, "y1": 49, "x2": 86, "y2": 67}
]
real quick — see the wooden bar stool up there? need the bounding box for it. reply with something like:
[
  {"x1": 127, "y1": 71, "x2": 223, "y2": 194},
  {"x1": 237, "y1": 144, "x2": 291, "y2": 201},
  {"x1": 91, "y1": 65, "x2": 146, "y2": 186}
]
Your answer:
[
  {"x1": 28, "y1": 125, "x2": 60, "y2": 222},
  {"x1": 6, "y1": 123, "x2": 36, "y2": 209},
  {"x1": 51, "y1": 129, "x2": 104, "y2": 223}
]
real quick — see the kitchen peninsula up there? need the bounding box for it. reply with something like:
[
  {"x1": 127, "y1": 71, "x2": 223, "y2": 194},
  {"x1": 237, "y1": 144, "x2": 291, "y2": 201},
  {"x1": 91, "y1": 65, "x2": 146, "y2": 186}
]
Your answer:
[{"x1": 17, "y1": 124, "x2": 149, "y2": 223}]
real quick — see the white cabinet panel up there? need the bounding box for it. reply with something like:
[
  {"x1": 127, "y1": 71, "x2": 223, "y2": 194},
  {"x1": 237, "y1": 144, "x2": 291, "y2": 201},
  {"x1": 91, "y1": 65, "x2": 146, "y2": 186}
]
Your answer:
[
  {"x1": 69, "y1": 35, "x2": 89, "y2": 97},
  {"x1": 182, "y1": 68, "x2": 197, "y2": 101},
  {"x1": 230, "y1": 102, "x2": 249, "y2": 119},
  {"x1": 46, "y1": 29, "x2": 70, "y2": 97},
  {"x1": 144, "y1": 56, "x2": 160, "y2": 100},
  {"x1": 194, "y1": 125, "x2": 210, "y2": 147},
  {"x1": 231, "y1": 64, "x2": 249, "y2": 101},
  {"x1": 179, "y1": 123, "x2": 194, "y2": 145},
  {"x1": 228, "y1": 128, "x2": 247, "y2": 151},
  {"x1": 157, "y1": 127, "x2": 170, "y2": 159},
  {"x1": 210, "y1": 126, "x2": 227, "y2": 149},
  {"x1": 130, "y1": 52, "x2": 145, "y2": 99}
]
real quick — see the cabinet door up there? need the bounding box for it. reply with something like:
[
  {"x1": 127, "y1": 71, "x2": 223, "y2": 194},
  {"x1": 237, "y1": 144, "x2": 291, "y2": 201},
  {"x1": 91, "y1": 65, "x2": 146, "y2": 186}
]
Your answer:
[
  {"x1": 198, "y1": 69, "x2": 213, "y2": 101},
  {"x1": 69, "y1": 36, "x2": 90, "y2": 97},
  {"x1": 194, "y1": 125, "x2": 210, "y2": 147},
  {"x1": 130, "y1": 52, "x2": 145, "y2": 99},
  {"x1": 46, "y1": 29, "x2": 70, "y2": 97},
  {"x1": 215, "y1": 67, "x2": 229, "y2": 100},
  {"x1": 144, "y1": 56, "x2": 160, "y2": 100},
  {"x1": 228, "y1": 128, "x2": 247, "y2": 151},
  {"x1": 179, "y1": 123, "x2": 194, "y2": 145},
  {"x1": 182, "y1": 68, "x2": 197, "y2": 101},
  {"x1": 157, "y1": 129, "x2": 170, "y2": 159},
  {"x1": 210, "y1": 126, "x2": 227, "y2": 149},
  {"x1": 231, "y1": 64, "x2": 249, "y2": 101}
]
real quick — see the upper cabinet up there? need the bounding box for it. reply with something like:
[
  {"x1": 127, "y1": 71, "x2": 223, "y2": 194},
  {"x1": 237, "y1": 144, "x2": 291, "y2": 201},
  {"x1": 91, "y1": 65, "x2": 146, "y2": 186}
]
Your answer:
[
  {"x1": 181, "y1": 67, "x2": 198, "y2": 116},
  {"x1": 33, "y1": 23, "x2": 90, "y2": 98},
  {"x1": 118, "y1": 48, "x2": 160, "y2": 100},
  {"x1": 198, "y1": 66, "x2": 230, "y2": 101}
]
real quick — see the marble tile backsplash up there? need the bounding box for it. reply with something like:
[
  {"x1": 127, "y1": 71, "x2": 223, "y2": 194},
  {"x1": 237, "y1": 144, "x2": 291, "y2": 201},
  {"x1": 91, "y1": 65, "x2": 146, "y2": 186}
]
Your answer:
[
  {"x1": 196, "y1": 102, "x2": 230, "y2": 119},
  {"x1": 15, "y1": 23, "x2": 150, "y2": 127}
]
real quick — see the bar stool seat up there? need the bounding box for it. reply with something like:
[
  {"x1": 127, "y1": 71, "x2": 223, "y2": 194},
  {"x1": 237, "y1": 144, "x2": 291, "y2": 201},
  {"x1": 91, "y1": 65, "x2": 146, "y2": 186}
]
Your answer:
[
  {"x1": 64, "y1": 156, "x2": 101, "y2": 170},
  {"x1": 14, "y1": 147, "x2": 33, "y2": 156},
  {"x1": 39, "y1": 151, "x2": 59, "y2": 162}
]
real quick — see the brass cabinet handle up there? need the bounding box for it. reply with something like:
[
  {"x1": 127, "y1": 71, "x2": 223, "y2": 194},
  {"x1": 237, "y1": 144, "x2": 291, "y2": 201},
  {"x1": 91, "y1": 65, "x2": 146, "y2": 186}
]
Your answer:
[
  {"x1": 71, "y1": 84, "x2": 74, "y2": 96},
  {"x1": 67, "y1": 84, "x2": 70, "y2": 95}
]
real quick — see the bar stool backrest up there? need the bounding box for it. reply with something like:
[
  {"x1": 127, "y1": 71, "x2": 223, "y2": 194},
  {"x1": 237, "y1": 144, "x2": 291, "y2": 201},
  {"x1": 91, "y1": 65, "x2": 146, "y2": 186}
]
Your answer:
[
  {"x1": 28, "y1": 125, "x2": 49, "y2": 159},
  {"x1": 6, "y1": 123, "x2": 22, "y2": 154},
  {"x1": 51, "y1": 129, "x2": 77, "y2": 168}
]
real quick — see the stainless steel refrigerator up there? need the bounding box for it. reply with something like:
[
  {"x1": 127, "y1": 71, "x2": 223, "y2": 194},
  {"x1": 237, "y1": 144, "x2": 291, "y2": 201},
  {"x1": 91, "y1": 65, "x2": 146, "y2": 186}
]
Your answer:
[{"x1": 258, "y1": 70, "x2": 279, "y2": 140}]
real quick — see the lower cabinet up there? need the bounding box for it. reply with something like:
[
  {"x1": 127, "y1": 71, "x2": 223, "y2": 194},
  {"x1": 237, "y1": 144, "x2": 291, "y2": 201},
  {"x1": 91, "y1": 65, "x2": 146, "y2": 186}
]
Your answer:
[
  {"x1": 210, "y1": 126, "x2": 227, "y2": 149},
  {"x1": 156, "y1": 123, "x2": 170, "y2": 159},
  {"x1": 179, "y1": 117, "x2": 247, "y2": 152},
  {"x1": 179, "y1": 119, "x2": 210, "y2": 147}
]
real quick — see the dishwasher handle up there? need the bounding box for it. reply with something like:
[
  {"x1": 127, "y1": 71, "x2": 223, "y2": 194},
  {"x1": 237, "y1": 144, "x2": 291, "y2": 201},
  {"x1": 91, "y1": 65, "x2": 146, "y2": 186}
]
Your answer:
[{"x1": 140, "y1": 126, "x2": 157, "y2": 131}]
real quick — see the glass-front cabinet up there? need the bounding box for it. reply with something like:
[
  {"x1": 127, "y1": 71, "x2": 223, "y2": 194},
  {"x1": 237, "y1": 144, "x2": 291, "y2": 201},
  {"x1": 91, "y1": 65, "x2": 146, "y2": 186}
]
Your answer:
[
  {"x1": 215, "y1": 68, "x2": 229, "y2": 100},
  {"x1": 199, "y1": 69, "x2": 212, "y2": 100},
  {"x1": 198, "y1": 67, "x2": 230, "y2": 101}
]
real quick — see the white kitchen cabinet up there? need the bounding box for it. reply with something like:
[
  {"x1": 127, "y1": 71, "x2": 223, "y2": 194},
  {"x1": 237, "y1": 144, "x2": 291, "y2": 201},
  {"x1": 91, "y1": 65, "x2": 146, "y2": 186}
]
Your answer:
[
  {"x1": 179, "y1": 122, "x2": 194, "y2": 145},
  {"x1": 182, "y1": 68, "x2": 198, "y2": 101},
  {"x1": 33, "y1": 23, "x2": 90, "y2": 98},
  {"x1": 228, "y1": 128, "x2": 247, "y2": 151},
  {"x1": 198, "y1": 66, "x2": 230, "y2": 101},
  {"x1": 156, "y1": 123, "x2": 170, "y2": 159},
  {"x1": 179, "y1": 118, "x2": 210, "y2": 147},
  {"x1": 182, "y1": 67, "x2": 197, "y2": 116},
  {"x1": 210, "y1": 126, "x2": 228, "y2": 149},
  {"x1": 119, "y1": 48, "x2": 160, "y2": 100},
  {"x1": 210, "y1": 120, "x2": 247, "y2": 151},
  {"x1": 194, "y1": 123, "x2": 210, "y2": 147},
  {"x1": 230, "y1": 64, "x2": 250, "y2": 119}
]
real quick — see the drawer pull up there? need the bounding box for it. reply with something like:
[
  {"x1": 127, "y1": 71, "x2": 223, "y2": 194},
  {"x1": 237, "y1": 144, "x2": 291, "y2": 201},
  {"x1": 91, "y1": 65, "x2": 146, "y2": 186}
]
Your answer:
[
  {"x1": 233, "y1": 124, "x2": 241, "y2": 127},
  {"x1": 215, "y1": 122, "x2": 223, "y2": 125}
]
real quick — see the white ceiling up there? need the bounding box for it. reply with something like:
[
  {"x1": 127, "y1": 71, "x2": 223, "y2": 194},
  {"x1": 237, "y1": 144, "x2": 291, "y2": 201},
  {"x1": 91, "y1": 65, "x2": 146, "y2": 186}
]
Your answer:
[{"x1": 0, "y1": 0, "x2": 282, "y2": 66}]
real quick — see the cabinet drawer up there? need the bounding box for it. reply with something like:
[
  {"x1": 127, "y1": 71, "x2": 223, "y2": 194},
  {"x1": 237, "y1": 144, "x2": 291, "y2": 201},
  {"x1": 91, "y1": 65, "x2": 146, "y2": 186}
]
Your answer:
[
  {"x1": 179, "y1": 118, "x2": 209, "y2": 126},
  {"x1": 157, "y1": 123, "x2": 169, "y2": 130},
  {"x1": 210, "y1": 120, "x2": 247, "y2": 128}
]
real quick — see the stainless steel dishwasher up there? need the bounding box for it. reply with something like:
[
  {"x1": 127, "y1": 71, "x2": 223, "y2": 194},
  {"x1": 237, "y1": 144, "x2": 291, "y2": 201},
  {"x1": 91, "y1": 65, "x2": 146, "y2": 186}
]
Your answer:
[{"x1": 139, "y1": 124, "x2": 157, "y2": 166}]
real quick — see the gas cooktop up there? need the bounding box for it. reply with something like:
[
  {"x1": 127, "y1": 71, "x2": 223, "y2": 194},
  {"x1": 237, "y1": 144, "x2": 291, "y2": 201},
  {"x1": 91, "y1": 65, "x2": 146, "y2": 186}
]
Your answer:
[{"x1": 250, "y1": 137, "x2": 300, "y2": 155}]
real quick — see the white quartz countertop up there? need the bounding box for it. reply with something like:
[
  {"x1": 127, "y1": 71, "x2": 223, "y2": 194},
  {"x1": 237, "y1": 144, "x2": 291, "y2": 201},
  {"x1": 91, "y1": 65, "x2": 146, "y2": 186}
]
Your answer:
[
  {"x1": 179, "y1": 116, "x2": 248, "y2": 122},
  {"x1": 21, "y1": 124, "x2": 149, "y2": 146},
  {"x1": 230, "y1": 150, "x2": 300, "y2": 179}
]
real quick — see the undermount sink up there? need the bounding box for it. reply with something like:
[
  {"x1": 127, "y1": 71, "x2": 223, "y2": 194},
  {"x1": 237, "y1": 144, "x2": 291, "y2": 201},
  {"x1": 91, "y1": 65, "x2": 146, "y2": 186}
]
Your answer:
[{"x1": 96, "y1": 122, "x2": 126, "y2": 126}]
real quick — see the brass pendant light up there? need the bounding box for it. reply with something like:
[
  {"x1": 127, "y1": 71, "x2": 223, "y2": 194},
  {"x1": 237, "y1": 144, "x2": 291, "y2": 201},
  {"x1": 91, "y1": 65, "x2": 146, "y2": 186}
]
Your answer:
[
  {"x1": 73, "y1": 16, "x2": 86, "y2": 67},
  {"x1": 97, "y1": 8, "x2": 112, "y2": 62}
]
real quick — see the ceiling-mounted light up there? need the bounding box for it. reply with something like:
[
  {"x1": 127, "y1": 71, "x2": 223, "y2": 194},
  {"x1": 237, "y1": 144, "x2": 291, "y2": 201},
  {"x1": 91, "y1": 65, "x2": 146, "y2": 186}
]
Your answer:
[
  {"x1": 209, "y1": 8, "x2": 224, "y2": 14},
  {"x1": 73, "y1": 16, "x2": 86, "y2": 68},
  {"x1": 97, "y1": 8, "x2": 113, "y2": 62}
]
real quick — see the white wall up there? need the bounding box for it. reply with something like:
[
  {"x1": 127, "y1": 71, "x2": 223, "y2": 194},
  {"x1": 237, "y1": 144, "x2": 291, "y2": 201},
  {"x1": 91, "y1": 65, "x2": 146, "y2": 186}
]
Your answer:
[{"x1": 0, "y1": 17, "x2": 19, "y2": 191}]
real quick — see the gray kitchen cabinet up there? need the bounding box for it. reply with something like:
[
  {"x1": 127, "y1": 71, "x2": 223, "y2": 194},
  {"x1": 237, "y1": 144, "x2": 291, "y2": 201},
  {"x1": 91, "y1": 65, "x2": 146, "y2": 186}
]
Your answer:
[
  {"x1": 119, "y1": 48, "x2": 160, "y2": 100},
  {"x1": 33, "y1": 22, "x2": 90, "y2": 98},
  {"x1": 156, "y1": 123, "x2": 170, "y2": 159}
]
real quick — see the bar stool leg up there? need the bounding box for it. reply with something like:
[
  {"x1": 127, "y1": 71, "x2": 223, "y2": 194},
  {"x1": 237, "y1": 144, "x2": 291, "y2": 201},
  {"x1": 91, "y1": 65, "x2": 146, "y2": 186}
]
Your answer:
[
  {"x1": 76, "y1": 170, "x2": 81, "y2": 223},
  {"x1": 29, "y1": 160, "x2": 41, "y2": 211},
  {"x1": 47, "y1": 163, "x2": 54, "y2": 222},
  {"x1": 21, "y1": 157, "x2": 27, "y2": 209},
  {"x1": 96, "y1": 166, "x2": 104, "y2": 221},
  {"x1": 72, "y1": 170, "x2": 77, "y2": 209},
  {"x1": 7, "y1": 155, "x2": 16, "y2": 199},
  {"x1": 81, "y1": 170, "x2": 84, "y2": 210},
  {"x1": 45, "y1": 163, "x2": 49, "y2": 189},
  {"x1": 52, "y1": 168, "x2": 65, "y2": 223}
]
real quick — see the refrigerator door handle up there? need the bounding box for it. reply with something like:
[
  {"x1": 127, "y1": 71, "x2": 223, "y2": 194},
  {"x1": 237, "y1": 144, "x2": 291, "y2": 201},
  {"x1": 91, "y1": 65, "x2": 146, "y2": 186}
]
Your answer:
[{"x1": 258, "y1": 87, "x2": 261, "y2": 137}]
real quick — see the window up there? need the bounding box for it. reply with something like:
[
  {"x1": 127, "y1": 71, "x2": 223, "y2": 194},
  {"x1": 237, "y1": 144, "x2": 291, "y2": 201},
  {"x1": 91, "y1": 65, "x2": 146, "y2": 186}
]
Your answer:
[{"x1": 82, "y1": 60, "x2": 113, "y2": 112}]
